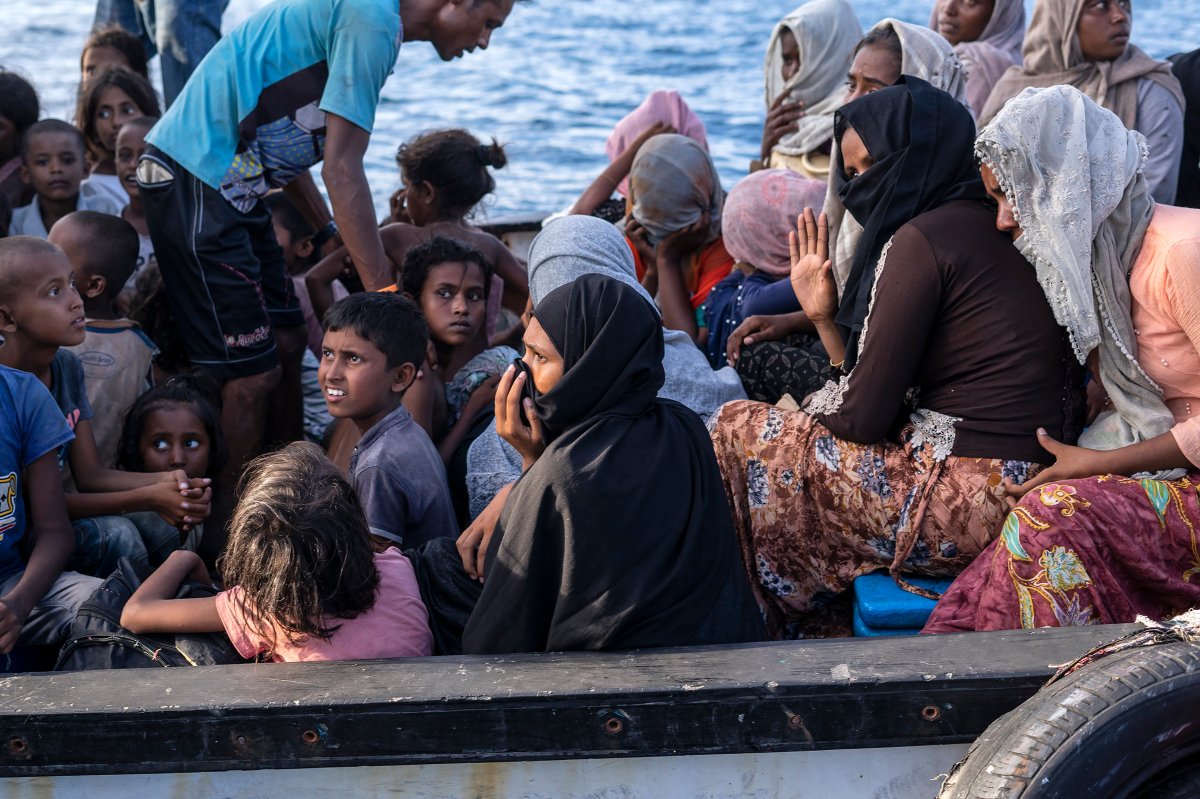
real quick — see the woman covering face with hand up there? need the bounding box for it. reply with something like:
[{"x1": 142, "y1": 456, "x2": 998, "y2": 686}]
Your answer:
[
  {"x1": 455, "y1": 274, "x2": 764, "y2": 654},
  {"x1": 759, "y1": 0, "x2": 862, "y2": 178}
]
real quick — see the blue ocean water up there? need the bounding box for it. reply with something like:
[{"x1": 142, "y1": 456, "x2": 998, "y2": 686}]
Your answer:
[{"x1": 1, "y1": 0, "x2": 1193, "y2": 219}]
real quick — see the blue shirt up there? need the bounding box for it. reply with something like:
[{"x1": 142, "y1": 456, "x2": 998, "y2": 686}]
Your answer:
[
  {"x1": 0, "y1": 366, "x2": 75, "y2": 580},
  {"x1": 146, "y1": 0, "x2": 402, "y2": 209},
  {"x1": 349, "y1": 405, "x2": 458, "y2": 549},
  {"x1": 49, "y1": 350, "x2": 94, "y2": 471}
]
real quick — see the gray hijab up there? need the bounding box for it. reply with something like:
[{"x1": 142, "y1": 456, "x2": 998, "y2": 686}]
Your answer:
[
  {"x1": 978, "y1": 85, "x2": 1181, "y2": 474},
  {"x1": 465, "y1": 216, "x2": 745, "y2": 518}
]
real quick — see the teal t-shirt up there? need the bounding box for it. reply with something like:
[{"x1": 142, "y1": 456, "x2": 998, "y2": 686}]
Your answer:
[
  {"x1": 146, "y1": 0, "x2": 401, "y2": 210},
  {"x1": 0, "y1": 366, "x2": 75, "y2": 581}
]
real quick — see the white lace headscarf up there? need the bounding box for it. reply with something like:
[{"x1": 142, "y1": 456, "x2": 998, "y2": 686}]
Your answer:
[
  {"x1": 977, "y1": 85, "x2": 1180, "y2": 461},
  {"x1": 823, "y1": 18, "x2": 971, "y2": 291},
  {"x1": 764, "y1": 0, "x2": 863, "y2": 159}
]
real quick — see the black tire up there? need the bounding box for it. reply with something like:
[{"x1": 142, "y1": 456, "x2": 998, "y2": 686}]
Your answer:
[{"x1": 938, "y1": 641, "x2": 1200, "y2": 799}]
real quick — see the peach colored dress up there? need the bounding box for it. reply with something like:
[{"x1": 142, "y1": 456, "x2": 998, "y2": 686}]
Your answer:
[{"x1": 926, "y1": 205, "x2": 1200, "y2": 633}]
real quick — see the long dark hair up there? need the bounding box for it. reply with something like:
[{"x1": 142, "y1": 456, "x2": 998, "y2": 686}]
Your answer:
[
  {"x1": 117, "y1": 372, "x2": 228, "y2": 480},
  {"x1": 81, "y1": 26, "x2": 149, "y2": 80},
  {"x1": 217, "y1": 442, "x2": 381, "y2": 653},
  {"x1": 75, "y1": 65, "x2": 160, "y2": 161}
]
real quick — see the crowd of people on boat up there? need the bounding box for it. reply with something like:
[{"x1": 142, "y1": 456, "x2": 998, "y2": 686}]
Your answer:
[{"x1": 0, "y1": 0, "x2": 1199, "y2": 666}]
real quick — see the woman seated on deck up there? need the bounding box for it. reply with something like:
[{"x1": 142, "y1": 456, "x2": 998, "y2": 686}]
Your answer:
[
  {"x1": 979, "y1": 0, "x2": 1184, "y2": 203},
  {"x1": 413, "y1": 273, "x2": 765, "y2": 655},
  {"x1": 730, "y1": 18, "x2": 971, "y2": 403},
  {"x1": 756, "y1": 0, "x2": 862, "y2": 179},
  {"x1": 702, "y1": 169, "x2": 826, "y2": 368},
  {"x1": 624, "y1": 133, "x2": 732, "y2": 345},
  {"x1": 464, "y1": 214, "x2": 744, "y2": 521},
  {"x1": 707, "y1": 77, "x2": 1085, "y2": 640},
  {"x1": 925, "y1": 86, "x2": 1200, "y2": 634},
  {"x1": 929, "y1": 0, "x2": 1026, "y2": 116},
  {"x1": 569, "y1": 90, "x2": 708, "y2": 223}
]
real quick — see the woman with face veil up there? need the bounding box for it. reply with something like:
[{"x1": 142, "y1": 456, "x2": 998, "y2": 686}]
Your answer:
[
  {"x1": 457, "y1": 274, "x2": 763, "y2": 653},
  {"x1": 708, "y1": 79, "x2": 1084, "y2": 639}
]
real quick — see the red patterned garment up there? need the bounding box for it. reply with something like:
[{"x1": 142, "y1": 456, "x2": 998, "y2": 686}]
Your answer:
[{"x1": 924, "y1": 475, "x2": 1200, "y2": 633}]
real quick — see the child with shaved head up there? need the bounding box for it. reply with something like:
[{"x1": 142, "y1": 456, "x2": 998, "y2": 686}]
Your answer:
[
  {"x1": 0, "y1": 236, "x2": 208, "y2": 578},
  {"x1": 52, "y1": 211, "x2": 158, "y2": 469},
  {"x1": 0, "y1": 237, "x2": 102, "y2": 653}
]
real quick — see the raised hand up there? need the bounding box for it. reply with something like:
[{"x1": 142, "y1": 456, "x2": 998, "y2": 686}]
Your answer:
[{"x1": 788, "y1": 208, "x2": 836, "y2": 323}]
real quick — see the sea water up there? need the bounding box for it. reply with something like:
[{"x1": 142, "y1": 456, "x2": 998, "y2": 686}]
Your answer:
[{"x1": 0, "y1": 0, "x2": 1193, "y2": 219}]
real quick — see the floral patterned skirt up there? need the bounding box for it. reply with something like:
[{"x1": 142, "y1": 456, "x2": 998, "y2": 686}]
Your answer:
[
  {"x1": 923, "y1": 474, "x2": 1200, "y2": 633},
  {"x1": 708, "y1": 400, "x2": 1034, "y2": 639}
]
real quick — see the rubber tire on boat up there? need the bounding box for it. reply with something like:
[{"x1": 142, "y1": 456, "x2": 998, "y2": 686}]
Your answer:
[{"x1": 938, "y1": 640, "x2": 1200, "y2": 799}]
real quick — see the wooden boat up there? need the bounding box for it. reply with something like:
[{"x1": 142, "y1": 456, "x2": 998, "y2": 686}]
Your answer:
[{"x1": 0, "y1": 624, "x2": 1141, "y2": 797}]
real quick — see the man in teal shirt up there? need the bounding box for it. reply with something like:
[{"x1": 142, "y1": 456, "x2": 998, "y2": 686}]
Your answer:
[{"x1": 137, "y1": 0, "x2": 517, "y2": 553}]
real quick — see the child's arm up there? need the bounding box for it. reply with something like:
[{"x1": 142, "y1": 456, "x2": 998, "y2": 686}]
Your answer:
[
  {"x1": 437, "y1": 375, "x2": 501, "y2": 465},
  {"x1": 490, "y1": 243, "x2": 529, "y2": 316},
  {"x1": 0, "y1": 451, "x2": 75, "y2": 652},
  {"x1": 569, "y1": 121, "x2": 674, "y2": 217},
  {"x1": 305, "y1": 246, "x2": 368, "y2": 320},
  {"x1": 402, "y1": 353, "x2": 440, "y2": 441},
  {"x1": 64, "y1": 483, "x2": 210, "y2": 528},
  {"x1": 66, "y1": 418, "x2": 211, "y2": 527},
  {"x1": 121, "y1": 550, "x2": 222, "y2": 634}
]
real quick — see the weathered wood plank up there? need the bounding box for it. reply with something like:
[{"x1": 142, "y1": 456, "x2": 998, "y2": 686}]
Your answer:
[{"x1": 0, "y1": 625, "x2": 1137, "y2": 777}]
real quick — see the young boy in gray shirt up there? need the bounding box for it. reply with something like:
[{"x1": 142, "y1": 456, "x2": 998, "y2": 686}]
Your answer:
[{"x1": 319, "y1": 293, "x2": 457, "y2": 549}]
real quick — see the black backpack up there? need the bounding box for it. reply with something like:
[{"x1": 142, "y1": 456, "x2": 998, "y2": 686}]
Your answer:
[{"x1": 55, "y1": 557, "x2": 248, "y2": 671}]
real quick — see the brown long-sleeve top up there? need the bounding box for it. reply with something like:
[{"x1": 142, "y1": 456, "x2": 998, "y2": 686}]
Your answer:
[{"x1": 811, "y1": 200, "x2": 1085, "y2": 463}]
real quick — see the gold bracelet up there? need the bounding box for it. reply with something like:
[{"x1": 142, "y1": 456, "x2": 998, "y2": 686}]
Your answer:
[{"x1": 830, "y1": 359, "x2": 845, "y2": 370}]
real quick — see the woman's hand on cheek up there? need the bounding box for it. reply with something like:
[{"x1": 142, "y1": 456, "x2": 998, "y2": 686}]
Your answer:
[
  {"x1": 495, "y1": 365, "x2": 546, "y2": 469},
  {"x1": 657, "y1": 213, "x2": 711, "y2": 266}
]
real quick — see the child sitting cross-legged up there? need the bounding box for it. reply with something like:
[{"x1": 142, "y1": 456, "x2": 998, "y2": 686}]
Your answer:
[
  {"x1": 121, "y1": 442, "x2": 434, "y2": 662},
  {"x1": 9, "y1": 121, "x2": 121, "y2": 239},
  {"x1": 319, "y1": 293, "x2": 458, "y2": 550},
  {"x1": 53, "y1": 211, "x2": 157, "y2": 469},
  {"x1": 0, "y1": 237, "x2": 211, "y2": 579}
]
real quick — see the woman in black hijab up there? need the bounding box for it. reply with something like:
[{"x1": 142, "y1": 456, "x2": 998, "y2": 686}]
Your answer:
[
  {"x1": 417, "y1": 273, "x2": 764, "y2": 654},
  {"x1": 708, "y1": 77, "x2": 1086, "y2": 639},
  {"x1": 730, "y1": 76, "x2": 986, "y2": 400}
]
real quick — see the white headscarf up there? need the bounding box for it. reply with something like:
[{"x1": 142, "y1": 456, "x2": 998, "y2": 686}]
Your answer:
[
  {"x1": 978, "y1": 85, "x2": 1180, "y2": 465},
  {"x1": 824, "y1": 18, "x2": 971, "y2": 291},
  {"x1": 765, "y1": 0, "x2": 863, "y2": 159}
]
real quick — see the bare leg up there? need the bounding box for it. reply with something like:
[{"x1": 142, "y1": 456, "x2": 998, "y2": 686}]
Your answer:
[
  {"x1": 264, "y1": 325, "x2": 307, "y2": 448},
  {"x1": 200, "y1": 366, "x2": 281, "y2": 564}
]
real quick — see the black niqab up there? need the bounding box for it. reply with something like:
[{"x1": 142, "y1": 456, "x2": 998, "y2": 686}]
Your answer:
[
  {"x1": 462, "y1": 275, "x2": 763, "y2": 653},
  {"x1": 833, "y1": 76, "x2": 985, "y2": 368}
]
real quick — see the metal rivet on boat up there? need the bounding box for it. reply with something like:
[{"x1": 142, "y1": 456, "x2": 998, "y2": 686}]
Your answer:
[
  {"x1": 302, "y1": 729, "x2": 319, "y2": 745},
  {"x1": 922, "y1": 705, "x2": 941, "y2": 722},
  {"x1": 7, "y1": 737, "x2": 27, "y2": 754},
  {"x1": 599, "y1": 709, "x2": 630, "y2": 735}
]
